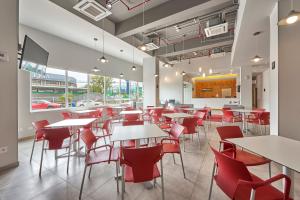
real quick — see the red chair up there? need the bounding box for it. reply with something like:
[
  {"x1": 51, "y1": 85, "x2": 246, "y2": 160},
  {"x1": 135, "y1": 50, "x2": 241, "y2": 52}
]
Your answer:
[
  {"x1": 222, "y1": 109, "x2": 242, "y2": 124},
  {"x1": 181, "y1": 117, "x2": 200, "y2": 151},
  {"x1": 194, "y1": 111, "x2": 207, "y2": 138},
  {"x1": 30, "y1": 120, "x2": 49, "y2": 162},
  {"x1": 39, "y1": 127, "x2": 75, "y2": 176},
  {"x1": 120, "y1": 145, "x2": 164, "y2": 200},
  {"x1": 79, "y1": 128, "x2": 119, "y2": 200},
  {"x1": 209, "y1": 146, "x2": 292, "y2": 200},
  {"x1": 216, "y1": 126, "x2": 271, "y2": 175},
  {"x1": 106, "y1": 106, "x2": 119, "y2": 121},
  {"x1": 61, "y1": 111, "x2": 72, "y2": 119},
  {"x1": 123, "y1": 113, "x2": 140, "y2": 121},
  {"x1": 248, "y1": 112, "x2": 270, "y2": 135},
  {"x1": 161, "y1": 123, "x2": 186, "y2": 178},
  {"x1": 122, "y1": 120, "x2": 144, "y2": 126}
]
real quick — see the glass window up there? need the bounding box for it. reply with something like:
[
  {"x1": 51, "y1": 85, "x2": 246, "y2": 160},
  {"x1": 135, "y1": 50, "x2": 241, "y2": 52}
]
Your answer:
[
  {"x1": 106, "y1": 78, "x2": 120, "y2": 105},
  {"x1": 88, "y1": 74, "x2": 107, "y2": 106},
  {"x1": 120, "y1": 79, "x2": 130, "y2": 103},
  {"x1": 130, "y1": 81, "x2": 138, "y2": 100},
  {"x1": 31, "y1": 67, "x2": 66, "y2": 110},
  {"x1": 137, "y1": 82, "x2": 144, "y2": 101},
  {"x1": 68, "y1": 71, "x2": 88, "y2": 107}
]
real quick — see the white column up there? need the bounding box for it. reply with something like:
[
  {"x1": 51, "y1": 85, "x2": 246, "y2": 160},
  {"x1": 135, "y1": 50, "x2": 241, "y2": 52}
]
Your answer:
[
  {"x1": 0, "y1": 0, "x2": 18, "y2": 169},
  {"x1": 240, "y1": 66, "x2": 252, "y2": 108},
  {"x1": 143, "y1": 57, "x2": 159, "y2": 108}
]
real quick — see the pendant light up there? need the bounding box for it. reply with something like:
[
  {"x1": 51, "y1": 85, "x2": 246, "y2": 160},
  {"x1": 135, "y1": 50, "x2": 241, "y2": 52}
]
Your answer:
[
  {"x1": 181, "y1": 71, "x2": 186, "y2": 76},
  {"x1": 251, "y1": 32, "x2": 263, "y2": 63},
  {"x1": 154, "y1": 74, "x2": 159, "y2": 77},
  {"x1": 98, "y1": 20, "x2": 108, "y2": 63},
  {"x1": 278, "y1": 0, "x2": 300, "y2": 26},
  {"x1": 106, "y1": 0, "x2": 113, "y2": 10},
  {"x1": 120, "y1": 73, "x2": 124, "y2": 78},
  {"x1": 92, "y1": 67, "x2": 100, "y2": 72},
  {"x1": 92, "y1": 37, "x2": 101, "y2": 72},
  {"x1": 131, "y1": 38, "x2": 137, "y2": 71},
  {"x1": 139, "y1": 0, "x2": 147, "y2": 51},
  {"x1": 163, "y1": 26, "x2": 171, "y2": 68},
  {"x1": 209, "y1": 68, "x2": 213, "y2": 74}
]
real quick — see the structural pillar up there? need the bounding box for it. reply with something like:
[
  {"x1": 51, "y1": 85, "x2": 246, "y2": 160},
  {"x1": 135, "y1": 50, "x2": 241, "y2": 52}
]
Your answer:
[
  {"x1": 240, "y1": 66, "x2": 252, "y2": 109},
  {"x1": 143, "y1": 57, "x2": 159, "y2": 108}
]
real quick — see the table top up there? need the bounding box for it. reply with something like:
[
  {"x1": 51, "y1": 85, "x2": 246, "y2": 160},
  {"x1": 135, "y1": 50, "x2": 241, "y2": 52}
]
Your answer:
[
  {"x1": 70, "y1": 109, "x2": 96, "y2": 114},
  {"x1": 146, "y1": 107, "x2": 163, "y2": 109},
  {"x1": 111, "y1": 124, "x2": 167, "y2": 142},
  {"x1": 227, "y1": 135, "x2": 300, "y2": 172},
  {"x1": 162, "y1": 112, "x2": 194, "y2": 119},
  {"x1": 230, "y1": 109, "x2": 262, "y2": 113},
  {"x1": 120, "y1": 110, "x2": 143, "y2": 115},
  {"x1": 46, "y1": 118, "x2": 97, "y2": 127}
]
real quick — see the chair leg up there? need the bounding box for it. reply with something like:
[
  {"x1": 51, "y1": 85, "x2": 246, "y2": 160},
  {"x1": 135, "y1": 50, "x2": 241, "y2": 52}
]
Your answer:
[
  {"x1": 116, "y1": 161, "x2": 119, "y2": 193},
  {"x1": 67, "y1": 146, "x2": 71, "y2": 175},
  {"x1": 197, "y1": 133, "x2": 201, "y2": 149},
  {"x1": 268, "y1": 162, "x2": 272, "y2": 178},
  {"x1": 172, "y1": 154, "x2": 176, "y2": 164},
  {"x1": 39, "y1": 140, "x2": 45, "y2": 177},
  {"x1": 30, "y1": 139, "x2": 36, "y2": 163},
  {"x1": 208, "y1": 163, "x2": 216, "y2": 200},
  {"x1": 183, "y1": 135, "x2": 186, "y2": 152},
  {"x1": 179, "y1": 151, "x2": 186, "y2": 179},
  {"x1": 122, "y1": 165, "x2": 125, "y2": 200},
  {"x1": 79, "y1": 165, "x2": 87, "y2": 200},
  {"x1": 88, "y1": 166, "x2": 93, "y2": 179},
  {"x1": 160, "y1": 159, "x2": 165, "y2": 200}
]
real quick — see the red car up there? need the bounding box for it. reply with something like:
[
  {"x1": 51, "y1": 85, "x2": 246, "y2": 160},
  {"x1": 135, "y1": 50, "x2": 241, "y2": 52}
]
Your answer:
[{"x1": 32, "y1": 100, "x2": 61, "y2": 110}]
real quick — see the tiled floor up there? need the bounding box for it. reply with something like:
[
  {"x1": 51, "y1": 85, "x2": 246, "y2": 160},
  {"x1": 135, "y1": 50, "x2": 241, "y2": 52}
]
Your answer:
[{"x1": 1, "y1": 123, "x2": 299, "y2": 200}]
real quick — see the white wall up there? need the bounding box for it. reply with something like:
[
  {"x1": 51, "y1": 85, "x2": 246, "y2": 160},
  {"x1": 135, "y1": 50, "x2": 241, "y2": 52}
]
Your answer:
[
  {"x1": 19, "y1": 24, "x2": 143, "y2": 81},
  {"x1": 262, "y1": 69, "x2": 270, "y2": 110},
  {"x1": 191, "y1": 98, "x2": 239, "y2": 108},
  {"x1": 183, "y1": 82, "x2": 192, "y2": 104},
  {"x1": 269, "y1": 3, "x2": 278, "y2": 135},
  {"x1": 256, "y1": 73, "x2": 263, "y2": 108},
  {"x1": 240, "y1": 66, "x2": 252, "y2": 108},
  {"x1": 278, "y1": 0, "x2": 300, "y2": 140},
  {"x1": 0, "y1": 0, "x2": 18, "y2": 169},
  {"x1": 143, "y1": 57, "x2": 159, "y2": 108},
  {"x1": 159, "y1": 67, "x2": 183, "y2": 103}
]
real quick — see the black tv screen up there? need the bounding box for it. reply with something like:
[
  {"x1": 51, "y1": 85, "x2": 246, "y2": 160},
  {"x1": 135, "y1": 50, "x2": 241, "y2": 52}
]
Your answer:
[{"x1": 19, "y1": 35, "x2": 49, "y2": 73}]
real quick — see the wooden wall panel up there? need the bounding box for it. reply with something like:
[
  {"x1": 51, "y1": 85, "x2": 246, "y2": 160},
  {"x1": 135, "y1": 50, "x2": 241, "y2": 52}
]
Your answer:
[{"x1": 192, "y1": 79, "x2": 237, "y2": 98}]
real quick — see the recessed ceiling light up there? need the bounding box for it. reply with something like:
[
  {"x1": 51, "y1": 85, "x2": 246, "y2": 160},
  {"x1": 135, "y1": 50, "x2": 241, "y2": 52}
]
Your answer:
[
  {"x1": 139, "y1": 44, "x2": 147, "y2": 51},
  {"x1": 154, "y1": 74, "x2": 159, "y2": 77},
  {"x1": 209, "y1": 68, "x2": 213, "y2": 74},
  {"x1": 120, "y1": 49, "x2": 124, "y2": 52}
]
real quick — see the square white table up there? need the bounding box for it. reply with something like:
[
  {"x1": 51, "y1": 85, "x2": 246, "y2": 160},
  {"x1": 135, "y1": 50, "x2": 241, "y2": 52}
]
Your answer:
[
  {"x1": 227, "y1": 135, "x2": 300, "y2": 197},
  {"x1": 119, "y1": 110, "x2": 143, "y2": 115},
  {"x1": 47, "y1": 118, "x2": 97, "y2": 157},
  {"x1": 162, "y1": 112, "x2": 194, "y2": 119},
  {"x1": 46, "y1": 118, "x2": 97, "y2": 127},
  {"x1": 111, "y1": 124, "x2": 167, "y2": 146}
]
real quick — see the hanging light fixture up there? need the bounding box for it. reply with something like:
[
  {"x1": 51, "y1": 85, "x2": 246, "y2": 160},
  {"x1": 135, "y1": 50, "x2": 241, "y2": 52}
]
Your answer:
[
  {"x1": 154, "y1": 74, "x2": 159, "y2": 77},
  {"x1": 251, "y1": 31, "x2": 263, "y2": 63},
  {"x1": 98, "y1": 20, "x2": 108, "y2": 63},
  {"x1": 209, "y1": 68, "x2": 213, "y2": 74},
  {"x1": 132, "y1": 66, "x2": 136, "y2": 71},
  {"x1": 163, "y1": 26, "x2": 172, "y2": 68},
  {"x1": 106, "y1": 0, "x2": 113, "y2": 10},
  {"x1": 181, "y1": 71, "x2": 186, "y2": 76},
  {"x1": 92, "y1": 66, "x2": 100, "y2": 72},
  {"x1": 278, "y1": 0, "x2": 300, "y2": 26},
  {"x1": 139, "y1": 0, "x2": 147, "y2": 51},
  {"x1": 120, "y1": 73, "x2": 124, "y2": 78},
  {"x1": 131, "y1": 40, "x2": 137, "y2": 71},
  {"x1": 202, "y1": 73, "x2": 206, "y2": 78}
]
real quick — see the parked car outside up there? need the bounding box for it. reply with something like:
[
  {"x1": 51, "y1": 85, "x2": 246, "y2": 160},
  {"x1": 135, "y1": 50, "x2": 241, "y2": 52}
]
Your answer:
[
  {"x1": 76, "y1": 100, "x2": 102, "y2": 107},
  {"x1": 32, "y1": 100, "x2": 61, "y2": 110}
]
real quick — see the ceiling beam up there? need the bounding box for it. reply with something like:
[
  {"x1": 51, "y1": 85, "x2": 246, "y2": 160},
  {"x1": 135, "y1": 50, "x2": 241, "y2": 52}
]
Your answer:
[
  {"x1": 115, "y1": 0, "x2": 233, "y2": 38},
  {"x1": 155, "y1": 36, "x2": 234, "y2": 57}
]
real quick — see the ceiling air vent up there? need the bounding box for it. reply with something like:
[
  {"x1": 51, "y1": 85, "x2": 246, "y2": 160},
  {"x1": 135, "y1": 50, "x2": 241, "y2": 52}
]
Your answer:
[
  {"x1": 73, "y1": 0, "x2": 112, "y2": 21},
  {"x1": 204, "y1": 22, "x2": 228, "y2": 37},
  {"x1": 144, "y1": 42, "x2": 160, "y2": 51}
]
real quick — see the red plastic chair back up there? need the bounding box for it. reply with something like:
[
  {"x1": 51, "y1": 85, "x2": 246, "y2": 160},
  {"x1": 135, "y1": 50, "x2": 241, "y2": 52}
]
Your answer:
[
  {"x1": 81, "y1": 128, "x2": 97, "y2": 150},
  {"x1": 124, "y1": 114, "x2": 140, "y2": 121},
  {"x1": 125, "y1": 107, "x2": 134, "y2": 111},
  {"x1": 182, "y1": 117, "x2": 198, "y2": 134},
  {"x1": 102, "y1": 119, "x2": 111, "y2": 135},
  {"x1": 259, "y1": 112, "x2": 270, "y2": 125},
  {"x1": 162, "y1": 110, "x2": 174, "y2": 123},
  {"x1": 122, "y1": 120, "x2": 144, "y2": 126},
  {"x1": 216, "y1": 126, "x2": 243, "y2": 150},
  {"x1": 61, "y1": 112, "x2": 72, "y2": 119},
  {"x1": 122, "y1": 145, "x2": 162, "y2": 183},
  {"x1": 169, "y1": 123, "x2": 185, "y2": 139},
  {"x1": 41, "y1": 127, "x2": 71, "y2": 150},
  {"x1": 106, "y1": 107, "x2": 114, "y2": 116},
  {"x1": 211, "y1": 146, "x2": 253, "y2": 199},
  {"x1": 153, "y1": 108, "x2": 164, "y2": 118},
  {"x1": 32, "y1": 120, "x2": 49, "y2": 140}
]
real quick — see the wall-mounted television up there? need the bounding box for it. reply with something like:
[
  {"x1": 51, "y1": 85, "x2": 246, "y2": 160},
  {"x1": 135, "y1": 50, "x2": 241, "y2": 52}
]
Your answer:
[{"x1": 19, "y1": 35, "x2": 49, "y2": 74}]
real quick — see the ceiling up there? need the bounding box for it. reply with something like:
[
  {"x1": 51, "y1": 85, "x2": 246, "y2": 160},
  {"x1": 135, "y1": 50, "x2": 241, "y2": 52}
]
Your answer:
[
  {"x1": 19, "y1": 0, "x2": 150, "y2": 66},
  {"x1": 48, "y1": 0, "x2": 238, "y2": 65}
]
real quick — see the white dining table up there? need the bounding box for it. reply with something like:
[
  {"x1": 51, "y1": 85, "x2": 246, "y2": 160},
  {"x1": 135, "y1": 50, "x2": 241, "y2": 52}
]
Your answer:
[
  {"x1": 227, "y1": 135, "x2": 300, "y2": 197},
  {"x1": 46, "y1": 118, "x2": 97, "y2": 157},
  {"x1": 111, "y1": 124, "x2": 167, "y2": 146},
  {"x1": 119, "y1": 110, "x2": 143, "y2": 115},
  {"x1": 162, "y1": 112, "x2": 194, "y2": 119}
]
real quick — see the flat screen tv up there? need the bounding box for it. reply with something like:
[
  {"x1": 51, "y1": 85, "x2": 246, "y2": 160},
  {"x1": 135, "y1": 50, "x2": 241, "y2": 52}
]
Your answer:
[{"x1": 19, "y1": 35, "x2": 49, "y2": 74}]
